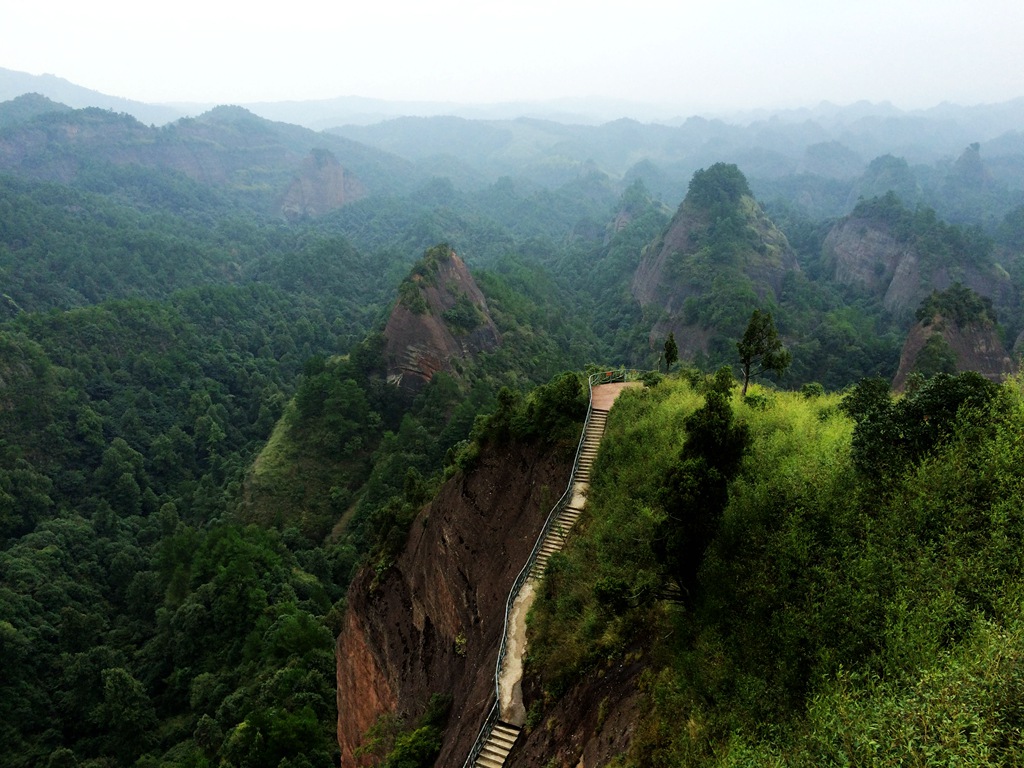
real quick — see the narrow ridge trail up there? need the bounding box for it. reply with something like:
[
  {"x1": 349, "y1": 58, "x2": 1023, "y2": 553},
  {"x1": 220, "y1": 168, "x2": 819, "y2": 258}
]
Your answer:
[{"x1": 465, "y1": 376, "x2": 639, "y2": 768}]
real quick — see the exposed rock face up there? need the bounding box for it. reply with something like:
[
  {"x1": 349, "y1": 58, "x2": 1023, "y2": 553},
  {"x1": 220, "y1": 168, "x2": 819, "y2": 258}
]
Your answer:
[
  {"x1": 0, "y1": 105, "x2": 372, "y2": 212},
  {"x1": 281, "y1": 148, "x2": 365, "y2": 220},
  {"x1": 512, "y1": 652, "x2": 645, "y2": 766},
  {"x1": 383, "y1": 248, "x2": 500, "y2": 394},
  {"x1": 822, "y1": 216, "x2": 1016, "y2": 320},
  {"x1": 335, "y1": 439, "x2": 574, "y2": 767},
  {"x1": 824, "y1": 217, "x2": 926, "y2": 317},
  {"x1": 631, "y1": 192, "x2": 798, "y2": 360},
  {"x1": 893, "y1": 316, "x2": 1017, "y2": 391}
]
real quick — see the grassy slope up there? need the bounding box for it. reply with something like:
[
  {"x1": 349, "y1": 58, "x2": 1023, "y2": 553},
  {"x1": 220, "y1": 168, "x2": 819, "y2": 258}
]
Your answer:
[{"x1": 528, "y1": 375, "x2": 1024, "y2": 766}]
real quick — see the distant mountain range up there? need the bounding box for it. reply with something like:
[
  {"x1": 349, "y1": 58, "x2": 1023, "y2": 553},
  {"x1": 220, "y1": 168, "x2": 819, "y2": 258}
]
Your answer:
[{"x1": 3, "y1": 65, "x2": 1024, "y2": 136}]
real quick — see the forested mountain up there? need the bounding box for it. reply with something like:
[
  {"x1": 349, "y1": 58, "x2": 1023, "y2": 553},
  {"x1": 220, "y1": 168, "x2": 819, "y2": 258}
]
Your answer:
[
  {"x1": 330, "y1": 103, "x2": 1024, "y2": 228},
  {"x1": 2, "y1": 90, "x2": 1024, "y2": 767},
  {"x1": 0, "y1": 97, "x2": 423, "y2": 214},
  {"x1": 632, "y1": 163, "x2": 800, "y2": 362}
]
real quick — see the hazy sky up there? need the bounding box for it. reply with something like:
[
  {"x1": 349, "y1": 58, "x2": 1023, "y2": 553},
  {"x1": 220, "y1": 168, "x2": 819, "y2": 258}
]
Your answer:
[{"x1": 3, "y1": 0, "x2": 1022, "y2": 111}]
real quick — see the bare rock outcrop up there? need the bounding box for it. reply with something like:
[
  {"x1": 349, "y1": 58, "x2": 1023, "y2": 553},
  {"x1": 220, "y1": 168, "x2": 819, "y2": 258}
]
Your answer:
[
  {"x1": 281, "y1": 148, "x2": 365, "y2": 220},
  {"x1": 824, "y1": 218, "x2": 921, "y2": 316},
  {"x1": 893, "y1": 316, "x2": 1017, "y2": 392},
  {"x1": 335, "y1": 439, "x2": 575, "y2": 767},
  {"x1": 383, "y1": 247, "x2": 500, "y2": 394},
  {"x1": 822, "y1": 211, "x2": 1016, "y2": 322}
]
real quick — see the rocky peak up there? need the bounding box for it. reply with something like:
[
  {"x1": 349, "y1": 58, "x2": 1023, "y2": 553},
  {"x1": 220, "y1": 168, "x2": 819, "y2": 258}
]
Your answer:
[
  {"x1": 383, "y1": 245, "x2": 500, "y2": 393},
  {"x1": 893, "y1": 284, "x2": 1017, "y2": 391},
  {"x1": 631, "y1": 163, "x2": 799, "y2": 360}
]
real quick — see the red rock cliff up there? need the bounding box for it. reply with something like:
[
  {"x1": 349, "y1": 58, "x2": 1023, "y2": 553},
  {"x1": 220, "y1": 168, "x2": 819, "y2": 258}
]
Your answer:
[
  {"x1": 281, "y1": 148, "x2": 365, "y2": 220},
  {"x1": 336, "y1": 439, "x2": 574, "y2": 767},
  {"x1": 631, "y1": 191, "x2": 798, "y2": 361},
  {"x1": 383, "y1": 247, "x2": 500, "y2": 394},
  {"x1": 893, "y1": 316, "x2": 1017, "y2": 392},
  {"x1": 823, "y1": 215, "x2": 1015, "y2": 320}
]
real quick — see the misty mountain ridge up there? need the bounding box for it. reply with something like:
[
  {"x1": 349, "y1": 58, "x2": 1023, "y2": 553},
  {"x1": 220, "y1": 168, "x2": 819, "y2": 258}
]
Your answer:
[
  {"x1": 5, "y1": 66, "x2": 1024, "y2": 223},
  {"x1": 3, "y1": 65, "x2": 1023, "y2": 138}
]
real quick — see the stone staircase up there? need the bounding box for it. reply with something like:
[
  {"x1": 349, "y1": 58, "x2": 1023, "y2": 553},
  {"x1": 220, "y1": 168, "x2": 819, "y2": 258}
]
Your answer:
[
  {"x1": 471, "y1": 721, "x2": 522, "y2": 768},
  {"x1": 464, "y1": 382, "x2": 636, "y2": 768},
  {"x1": 573, "y1": 408, "x2": 608, "y2": 485},
  {"x1": 528, "y1": 407, "x2": 608, "y2": 579}
]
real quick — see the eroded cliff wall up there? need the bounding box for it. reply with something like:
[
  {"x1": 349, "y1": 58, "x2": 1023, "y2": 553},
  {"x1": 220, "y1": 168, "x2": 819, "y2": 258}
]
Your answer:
[{"x1": 336, "y1": 439, "x2": 574, "y2": 767}]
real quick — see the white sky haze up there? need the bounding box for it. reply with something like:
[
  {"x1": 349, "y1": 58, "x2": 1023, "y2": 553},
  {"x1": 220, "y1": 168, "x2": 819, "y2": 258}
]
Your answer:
[{"x1": 2, "y1": 0, "x2": 1022, "y2": 111}]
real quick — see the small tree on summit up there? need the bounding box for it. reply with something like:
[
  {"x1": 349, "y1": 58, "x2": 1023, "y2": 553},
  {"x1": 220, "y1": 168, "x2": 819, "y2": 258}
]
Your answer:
[
  {"x1": 663, "y1": 332, "x2": 679, "y2": 372},
  {"x1": 737, "y1": 309, "x2": 791, "y2": 395}
]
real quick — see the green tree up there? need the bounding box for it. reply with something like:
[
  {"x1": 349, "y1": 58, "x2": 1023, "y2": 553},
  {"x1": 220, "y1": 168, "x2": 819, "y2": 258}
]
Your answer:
[
  {"x1": 655, "y1": 387, "x2": 749, "y2": 598},
  {"x1": 663, "y1": 332, "x2": 678, "y2": 372},
  {"x1": 736, "y1": 309, "x2": 791, "y2": 395},
  {"x1": 913, "y1": 335, "x2": 958, "y2": 378}
]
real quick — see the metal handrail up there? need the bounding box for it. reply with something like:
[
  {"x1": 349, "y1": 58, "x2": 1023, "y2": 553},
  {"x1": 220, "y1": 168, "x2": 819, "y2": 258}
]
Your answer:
[{"x1": 461, "y1": 368, "x2": 644, "y2": 767}]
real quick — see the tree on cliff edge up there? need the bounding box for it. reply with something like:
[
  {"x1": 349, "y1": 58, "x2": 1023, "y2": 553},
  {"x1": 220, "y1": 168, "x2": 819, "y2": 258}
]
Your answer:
[{"x1": 737, "y1": 309, "x2": 791, "y2": 395}]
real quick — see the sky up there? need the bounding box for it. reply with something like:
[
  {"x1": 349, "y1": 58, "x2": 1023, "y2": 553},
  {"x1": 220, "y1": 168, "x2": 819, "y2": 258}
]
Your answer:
[{"x1": 2, "y1": 0, "x2": 1023, "y2": 112}]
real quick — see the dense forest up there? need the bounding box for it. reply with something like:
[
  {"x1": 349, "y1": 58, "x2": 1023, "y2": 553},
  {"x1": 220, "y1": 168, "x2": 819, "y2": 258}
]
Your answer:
[{"x1": 1, "y1": 92, "x2": 1024, "y2": 767}]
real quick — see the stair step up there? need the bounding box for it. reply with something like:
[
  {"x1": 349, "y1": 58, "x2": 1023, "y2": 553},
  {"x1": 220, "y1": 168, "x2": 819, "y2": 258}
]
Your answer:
[
  {"x1": 487, "y1": 729, "x2": 520, "y2": 753},
  {"x1": 490, "y1": 730, "x2": 519, "y2": 748},
  {"x1": 480, "y1": 745, "x2": 512, "y2": 762},
  {"x1": 474, "y1": 723, "x2": 520, "y2": 767},
  {"x1": 483, "y1": 734, "x2": 515, "y2": 751}
]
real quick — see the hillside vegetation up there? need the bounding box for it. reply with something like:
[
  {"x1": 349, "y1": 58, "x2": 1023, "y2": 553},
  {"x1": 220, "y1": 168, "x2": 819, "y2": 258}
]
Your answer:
[
  {"x1": 527, "y1": 371, "x2": 1024, "y2": 765},
  {"x1": 3, "y1": 93, "x2": 1024, "y2": 767}
]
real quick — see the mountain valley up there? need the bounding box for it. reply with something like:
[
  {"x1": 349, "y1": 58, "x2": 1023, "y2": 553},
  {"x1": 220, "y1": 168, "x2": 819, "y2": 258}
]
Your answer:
[{"x1": 2, "y1": 86, "x2": 1024, "y2": 767}]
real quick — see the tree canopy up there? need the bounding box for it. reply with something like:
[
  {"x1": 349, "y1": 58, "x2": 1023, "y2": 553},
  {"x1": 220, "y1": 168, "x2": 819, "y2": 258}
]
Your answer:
[{"x1": 736, "y1": 309, "x2": 791, "y2": 395}]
